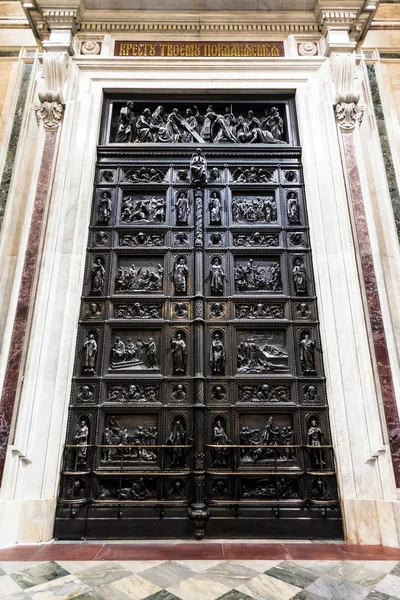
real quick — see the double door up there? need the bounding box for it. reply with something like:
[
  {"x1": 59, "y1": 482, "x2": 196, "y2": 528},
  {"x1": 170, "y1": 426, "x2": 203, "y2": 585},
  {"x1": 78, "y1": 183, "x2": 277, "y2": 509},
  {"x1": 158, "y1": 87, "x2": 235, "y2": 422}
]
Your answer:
[{"x1": 54, "y1": 143, "x2": 342, "y2": 540}]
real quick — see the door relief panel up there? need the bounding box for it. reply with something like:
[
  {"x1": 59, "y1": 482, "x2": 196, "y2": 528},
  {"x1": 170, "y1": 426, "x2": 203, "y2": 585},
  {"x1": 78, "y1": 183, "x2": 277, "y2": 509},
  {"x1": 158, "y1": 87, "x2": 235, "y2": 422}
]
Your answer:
[{"x1": 55, "y1": 98, "x2": 342, "y2": 540}]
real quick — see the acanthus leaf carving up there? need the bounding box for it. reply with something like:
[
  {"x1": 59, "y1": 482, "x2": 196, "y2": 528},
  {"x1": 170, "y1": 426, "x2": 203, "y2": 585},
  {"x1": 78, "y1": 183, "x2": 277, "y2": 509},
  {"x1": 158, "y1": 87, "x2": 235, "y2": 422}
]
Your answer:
[{"x1": 32, "y1": 52, "x2": 70, "y2": 131}]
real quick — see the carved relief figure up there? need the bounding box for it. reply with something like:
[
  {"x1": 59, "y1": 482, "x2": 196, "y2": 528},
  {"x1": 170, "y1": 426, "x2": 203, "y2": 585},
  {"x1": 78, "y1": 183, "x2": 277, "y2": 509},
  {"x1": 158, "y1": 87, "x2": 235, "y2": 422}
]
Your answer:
[
  {"x1": 239, "y1": 384, "x2": 290, "y2": 403},
  {"x1": 78, "y1": 385, "x2": 94, "y2": 402},
  {"x1": 190, "y1": 148, "x2": 207, "y2": 186},
  {"x1": 307, "y1": 416, "x2": 325, "y2": 467},
  {"x1": 235, "y1": 303, "x2": 284, "y2": 319},
  {"x1": 115, "y1": 101, "x2": 136, "y2": 142},
  {"x1": 296, "y1": 303, "x2": 311, "y2": 318},
  {"x1": 210, "y1": 302, "x2": 225, "y2": 318},
  {"x1": 266, "y1": 106, "x2": 284, "y2": 140},
  {"x1": 209, "y1": 232, "x2": 223, "y2": 246},
  {"x1": 210, "y1": 257, "x2": 225, "y2": 295},
  {"x1": 233, "y1": 232, "x2": 279, "y2": 247},
  {"x1": 240, "y1": 416, "x2": 295, "y2": 463},
  {"x1": 115, "y1": 263, "x2": 163, "y2": 293},
  {"x1": 237, "y1": 334, "x2": 288, "y2": 373},
  {"x1": 172, "y1": 384, "x2": 187, "y2": 401},
  {"x1": 312, "y1": 477, "x2": 330, "y2": 500},
  {"x1": 94, "y1": 231, "x2": 108, "y2": 246},
  {"x1": 74, "y1": 418, "x2": 89, "y2": 465},
  {"x1": 114, "y1": 302, "x2": 162, "y2": 319},
  {"x1": 169, "y1": 479, "x2": 186, "y2": 499},
  {"x1": 213, "y1": 480, "x2": 228, "y2": 498},
  {"x1": 171, "y1": 332, "x2": 188, "y2": 374},
  {"x1": 175, "y1": 232, "x2": 189, "y2": 245},
  {"x1": 287, "y1": 191, "x2": 300, "y2": 223},
  {"x1": 102, "y1": 427, "x2": 113, "y2": 462},
  {"x1": 114, "y1": 102, "x2": 285, "y2": 144},
  {"x1": 83, "y1": 333, "x2": 97, "y2": 373},
  {"x1": 120, "y1": 195, "x2": 165, "y2": 223},
  {"x1": 211, "y1": 385, "x2": 226, "y2": 401},
  {"x1": 292, "y1": 258, "x2": 308, "y2": 295},
  {"x1": 212, "y1": 418, "x2": 230, "y2": 467},
  {"x1": 284, "y1": 170, "x2": 298, "y2": 182},
  {"x1": 123, "y1": 166, "x2": 165, "y2": 183},
  {"x1": 98, "y1": 192, "x2": 112, "y2": 224},
  {"x1": 166, "y1": 418, "x2": 187, "y2": 466},
  {"x1": 107, "y1": 383, "x2": 158, "y2": 403},
  {"x1": 210, "y1": 332, "x2": 226, "y2": 374},
  {"x1": 101, "y1": 170, "x2": 114, "y2": 183},
  {"x1": 232, "y1": 166, "x2": 273, "y2": 183},
  {"x1": 209, "y1": 191, "x2": 222, "y2": 225},
  {"x1": 289, "y1": 232, "x2": 305, "y2": 247},
  {"x1": 234, "y1": 258, "x2": 282, "y2": 292},
  {"x1": 172, "y1": 257, "x2": 189, "y2": 294},
  {"x1": 209, "y1": 167, "x2": 221, "y2": 182},
  {"x1": 110, "y1": 335, "x2": 158, "y2": 370},
  {"x1": 86, "y1": 303, "x2": 101, "y2": 318},
  {"x1": 120, "y1": 232, "x2": 164, "y2": 247},
  {"x1": 175, "y1": 191, "x2": 190, "y2": 224},
  {"x1": 304, "y1": 385, "x2": 319, "y2": 402},
  {"x1": 91, "y1": 257, "x2": 105, "y2": 293},
  {"x1": 299, "y1": 332, "x2": 316, "y2": 374},
  {"x1": 231, "y1": 196, "x2": 277, "y2": 223}
]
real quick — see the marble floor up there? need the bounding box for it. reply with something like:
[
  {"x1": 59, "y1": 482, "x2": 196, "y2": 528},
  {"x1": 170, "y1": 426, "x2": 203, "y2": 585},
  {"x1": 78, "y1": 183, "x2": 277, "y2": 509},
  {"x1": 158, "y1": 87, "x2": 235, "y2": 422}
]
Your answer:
[{"x1": 2, "y1": 557, "x2": 400, "y2": 600}]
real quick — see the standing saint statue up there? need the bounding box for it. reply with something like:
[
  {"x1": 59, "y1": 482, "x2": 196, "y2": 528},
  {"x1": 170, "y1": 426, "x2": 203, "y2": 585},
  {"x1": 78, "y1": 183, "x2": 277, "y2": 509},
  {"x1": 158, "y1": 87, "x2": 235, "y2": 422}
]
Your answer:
[
  {"x1": 83, "y1": 332, "x2": 97, "y2": 373},
  {"x1": 166, "y1": 419, "x2": 187, "y2": 466},
  {"x1": 307, "y1": 416, "x2": 325, "y2": 467},
  {"x1": 190, "y1": 148, "x2": 208, "y2": 187},
  {"x1": 74, "y1": 418, "x2": 89, "y2": 465},
  {"x1": 292, "y1": 258, "x2": 308, "y2": 295},
  {"x1": 172, "y1": 257, "x2": 189, "y2": 295},
  {"x1": 209, "y1": 191, "x2": 222, "y2": 225},
  {"x1": 98, "y1": 192, "x2": 112, "y2": 224},
  {"x1": 115, "y1": 101, "x2": 136, "y2": 143},
  {"x1": 210, "y1": 257, "x2": 225, "y2": 295},
  {"x1": 175, "y1": 191, "x2": 190, "y2": 224},
  {"x1": 210, "y1": 332, "x2": 226, "y2": 374},
  {"x1": 91, "y1": 257, "x2": 105, "y2": 293},
  {"x1": 287, "y1": 191, "x2": 300, "y2": 223},
  {"x1": 299, "y1": 332, "x2": 316, "y2": 374},
  {"x1": 212, "y1": 418, "x2": 230, "y2": 466},
  {"x1": 171, "y1": 332, "x2": 188, "y2": 374}
]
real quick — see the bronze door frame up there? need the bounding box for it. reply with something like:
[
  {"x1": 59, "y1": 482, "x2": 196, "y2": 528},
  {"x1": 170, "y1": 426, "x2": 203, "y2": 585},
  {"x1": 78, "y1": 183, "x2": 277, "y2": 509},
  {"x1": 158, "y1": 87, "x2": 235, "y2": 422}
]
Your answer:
[{"x1": 54, "y1": 104, "x2": 342, "y2": 540}]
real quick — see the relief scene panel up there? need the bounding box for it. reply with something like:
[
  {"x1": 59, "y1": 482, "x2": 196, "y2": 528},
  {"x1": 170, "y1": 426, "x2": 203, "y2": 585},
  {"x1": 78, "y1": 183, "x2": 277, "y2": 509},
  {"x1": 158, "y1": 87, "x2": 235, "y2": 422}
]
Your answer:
[
  {"x1": 111, "y1": 101, "x2": 288, "y2": 145},
  {"x1": 236, "y1": 329, "x2": 290, "y2": 373}
]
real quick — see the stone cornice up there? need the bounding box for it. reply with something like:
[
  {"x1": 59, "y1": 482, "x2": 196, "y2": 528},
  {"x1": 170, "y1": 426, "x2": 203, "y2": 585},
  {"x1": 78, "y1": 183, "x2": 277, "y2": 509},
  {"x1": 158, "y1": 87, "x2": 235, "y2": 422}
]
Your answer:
[{"x1": 21, "y1": 1, "x2": 380, "y2": 43}]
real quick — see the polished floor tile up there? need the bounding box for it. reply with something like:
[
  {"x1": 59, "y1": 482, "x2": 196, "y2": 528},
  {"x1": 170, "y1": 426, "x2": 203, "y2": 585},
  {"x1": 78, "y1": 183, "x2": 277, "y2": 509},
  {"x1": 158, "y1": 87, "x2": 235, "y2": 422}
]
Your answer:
[
  {"x1": 265, "y1": 560, "x2": 320, "y2": 588},
  {"x1": 306, "y1": 574, "x2": 370, "y2": 600},
  {"x1": 0, "y1": 573, "x2": 24, "y2": 596},
  {"x1": 25, "y1": 574, "x2": 90, "y2": 599},
  {"x1": 2, "y1": 557, "x2": 400, "y2": 600},
  {"x1": 105, "y1": 573, "x2": 161, "y2": 600},
  {"x1": 140, "y1": 560, "x2": 195, "y2": 588},
  {"x1": 73, "y1": 561, "x2": 133, "y2": 587},
  {"x1": 375, "y1": 574, "x2": 400, "y2": 597},
  {"x1": 10, "y1": 561, "x2": 70, "y2": 590},
  {"x1": 236, "y1": 573, "x2": 302, "y2": 600},
  {"x1": 166, "y1": 571, "x2": 232, "y2": 600}
]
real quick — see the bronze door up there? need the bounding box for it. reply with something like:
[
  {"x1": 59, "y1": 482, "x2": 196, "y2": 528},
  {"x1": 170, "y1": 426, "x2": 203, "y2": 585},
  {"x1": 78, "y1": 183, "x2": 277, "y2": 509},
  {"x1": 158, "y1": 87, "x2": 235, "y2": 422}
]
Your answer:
[{"x1": 54, "y1": 99, "x2": 342, "y2": 540}]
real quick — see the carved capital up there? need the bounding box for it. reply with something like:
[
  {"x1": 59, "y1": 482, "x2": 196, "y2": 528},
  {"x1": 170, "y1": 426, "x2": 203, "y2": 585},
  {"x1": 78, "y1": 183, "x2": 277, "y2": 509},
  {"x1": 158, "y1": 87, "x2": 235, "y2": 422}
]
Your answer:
[
  {"x1": 33, "y1": 52, "x2": 70, "y2": 131},
  {"x1": 335, "y1": 101, "x2": 365, "y2": 131},
  {"x1": 331, "y1": 53, "x2": 366, "y2": 131},
  {"x1": 32, "y1": 99, "x2": 64, "y2": 132}
]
